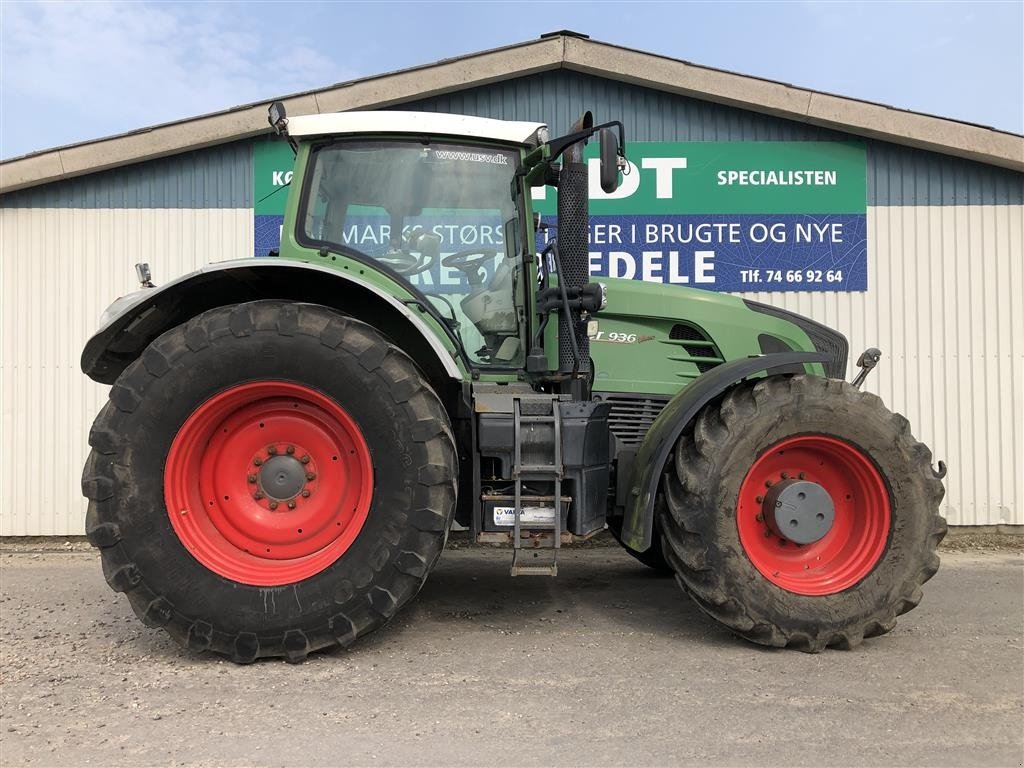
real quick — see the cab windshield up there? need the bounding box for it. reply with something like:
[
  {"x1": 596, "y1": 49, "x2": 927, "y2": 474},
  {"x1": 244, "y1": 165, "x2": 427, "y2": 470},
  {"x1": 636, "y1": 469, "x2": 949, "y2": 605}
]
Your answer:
[{"x1": 301, "y1": 140, "x2": 525, "y2": 366}]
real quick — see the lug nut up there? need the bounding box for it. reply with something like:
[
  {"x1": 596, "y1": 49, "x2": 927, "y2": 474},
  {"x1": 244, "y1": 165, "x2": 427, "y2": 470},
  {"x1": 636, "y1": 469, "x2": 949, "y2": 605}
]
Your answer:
[
  {"x1": 798, "y1": 472, "x2": 806, "y2": 480},
  {"x1": 247, "y1": 474, "x2": 257, "y2": 484},
  {"x1": 764, "y1": 479, "x2": 773, "y2": 488},
  {"x1": 253, "y1": 457, "x2": 263, "y2": 466},
  {"x1": 306, "y1": 472, "x2": 316, "y2": 481},
  {"x1": 287, "y1": 501, "x2": 297, "y2": 510},
  {"x1": 269, "y1": 501, "x2": 278, "y2": 510},
  {"x1": 301, "y1": 490, "x2": 311, "y2": 498},
  {"x1": 763, "y1": 530, "x2": 772, "y2": 538},
  {"x1": 300, "y1": 454, "x2": 310, "y2": 464},
  {"x1": 286, "y1": 445, "x2": 295, "y2": 455},
  {"x1": 781, "y1": 472, "x2": 789, "y2": 480},
  {"x1": 253, "y1": 492, "x2": 263, "y2": 501},
  {"x1": 756, "y1": 495, "x2": 764, "y2": 504},
  {"x1": 755, "y1": 514, "x2": 764, "y2": 522},
  {"x1": 267, "y1": 446, "x2": 277, "y2": 455}
]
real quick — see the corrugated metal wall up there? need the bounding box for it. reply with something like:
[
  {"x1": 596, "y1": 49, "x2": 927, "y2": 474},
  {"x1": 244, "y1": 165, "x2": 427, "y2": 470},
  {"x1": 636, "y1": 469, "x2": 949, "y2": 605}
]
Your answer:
[
  {"x1": 739, "y1": 205, "x2": 1023, "y2": 526},
  {"x1": 0, "y1": 205, "x2": 253, "y2": 535},
  {"x1": 1, "y1": 68, "x2": 1021, "y2": 534},
  {"x1": 4, "y1": 144, "x2": 253, "y2": 209}
]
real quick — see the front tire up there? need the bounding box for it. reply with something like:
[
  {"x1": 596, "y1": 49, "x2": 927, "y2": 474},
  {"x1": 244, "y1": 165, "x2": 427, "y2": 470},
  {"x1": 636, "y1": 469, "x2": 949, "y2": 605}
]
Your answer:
[
  {"x1": 658, "y1": 375, "x2": 946, "y2": 652},
  {"x1": 82, "y1": 301, "x2": 457, "y2": 662}
]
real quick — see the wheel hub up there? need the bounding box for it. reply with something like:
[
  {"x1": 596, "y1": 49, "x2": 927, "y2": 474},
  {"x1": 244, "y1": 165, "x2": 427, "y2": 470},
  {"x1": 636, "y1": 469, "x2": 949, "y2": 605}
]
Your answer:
[
  {"x1": 258, "y1": 455, "x2": 306, "y2": 501},
  {"x1": 764, "y1": 479, "x2": 835, "y2": 544}
]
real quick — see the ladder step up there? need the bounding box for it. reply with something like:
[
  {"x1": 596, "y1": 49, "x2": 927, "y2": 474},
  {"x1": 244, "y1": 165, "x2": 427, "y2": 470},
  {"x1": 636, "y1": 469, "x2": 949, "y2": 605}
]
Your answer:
[
  {"x1": 516, "y1": 464, "x2": 560, "y2": 474},
  {"x1": 510, "y1": 548, "x2": 558, "y2": 577},
  {"x1": 510, "y1": 563, "x2": 559, "y2": 577},
  {"x1": 510, "y1": 395, "x2": 562, "y2": 577},
  {"x1": 481, "y1": 494, "x2": 571, "y2": 504},
  {"x1": 513, "y1": 532, "x2": 560, "y2": 545}
]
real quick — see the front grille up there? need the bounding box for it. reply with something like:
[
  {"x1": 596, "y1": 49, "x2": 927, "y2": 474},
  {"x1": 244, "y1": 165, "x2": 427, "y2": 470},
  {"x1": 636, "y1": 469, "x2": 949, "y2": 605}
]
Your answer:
[
  {"x1": 668, "y1": 323, "x2": 725, "y2": 373},
  {"x1": 596, "y1": 394, "x2": 672, "y2": 448}
]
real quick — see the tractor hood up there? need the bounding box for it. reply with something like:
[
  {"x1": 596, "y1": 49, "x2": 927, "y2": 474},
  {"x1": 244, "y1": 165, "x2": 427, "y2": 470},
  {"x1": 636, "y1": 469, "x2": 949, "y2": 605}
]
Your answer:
[
  {"x1": 589, "y1": 277, "x2": 847, "y2": 395},
  {"x1": 601, "y1": 276, "x2": 749, "y2": 320}
]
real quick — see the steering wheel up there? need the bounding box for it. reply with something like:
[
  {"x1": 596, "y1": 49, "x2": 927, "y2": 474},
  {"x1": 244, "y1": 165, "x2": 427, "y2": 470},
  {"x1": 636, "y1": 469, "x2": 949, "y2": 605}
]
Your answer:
[
  {"x1": 378, "y1": 249, "x2": 432, "y2": 276},
  {"x1": 442, "y1": 249, "x2": 497, "y2": 286}
]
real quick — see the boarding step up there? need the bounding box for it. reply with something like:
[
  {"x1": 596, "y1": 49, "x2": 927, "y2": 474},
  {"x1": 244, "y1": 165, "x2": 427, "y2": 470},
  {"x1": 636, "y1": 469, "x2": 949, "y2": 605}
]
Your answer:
[
  {"x1": 510, "y1": 549, "x2": 558, "y2": 577},
  {"x1": 515, "y1": 464, "x2": 561, "y2": 475}
]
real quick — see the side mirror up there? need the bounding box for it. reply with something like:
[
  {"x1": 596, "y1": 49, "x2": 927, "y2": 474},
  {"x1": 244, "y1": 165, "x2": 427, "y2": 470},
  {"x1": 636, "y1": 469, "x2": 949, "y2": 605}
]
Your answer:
[
  {"x1": 599, "y1": 128, "x2": 620, "y2": 194},
  {"x1": 268, "y1": 101, "x2": 288, "y2": 134}
]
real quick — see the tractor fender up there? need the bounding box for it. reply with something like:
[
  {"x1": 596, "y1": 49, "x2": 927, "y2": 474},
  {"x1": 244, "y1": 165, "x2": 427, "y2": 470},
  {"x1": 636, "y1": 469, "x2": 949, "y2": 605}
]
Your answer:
[
  {"x1": 81, "y1": 259, "x2": 464, "y2": 386},
  {"x1": 619, "y1": 352, "x2": 832, "y2": 552}
]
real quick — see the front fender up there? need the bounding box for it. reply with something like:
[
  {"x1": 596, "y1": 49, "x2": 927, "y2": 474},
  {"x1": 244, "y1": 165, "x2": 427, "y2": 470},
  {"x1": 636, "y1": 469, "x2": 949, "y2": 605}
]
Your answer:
[
  {"x1": 81, "y1": 259, "x2": 465, "y2": 385},
  {"x1": 620, "y1": 352, "x2": 832, "y2": 552}
]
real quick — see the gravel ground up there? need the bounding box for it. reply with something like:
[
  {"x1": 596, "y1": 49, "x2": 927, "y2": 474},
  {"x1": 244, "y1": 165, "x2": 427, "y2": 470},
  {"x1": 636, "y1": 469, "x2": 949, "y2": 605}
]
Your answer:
[{"x1": 1, "y1": 546, "x2": 1021, "y2": 767}]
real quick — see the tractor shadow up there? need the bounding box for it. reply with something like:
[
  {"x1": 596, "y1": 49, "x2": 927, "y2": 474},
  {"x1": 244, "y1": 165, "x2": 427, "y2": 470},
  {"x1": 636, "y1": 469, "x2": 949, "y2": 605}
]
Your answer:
[
  {"x1": 354, "y1": 544, "x2": 747, "y2": 653},
  {"x1": 117, "y1": 544, "x2": 750, "y2": 663}
]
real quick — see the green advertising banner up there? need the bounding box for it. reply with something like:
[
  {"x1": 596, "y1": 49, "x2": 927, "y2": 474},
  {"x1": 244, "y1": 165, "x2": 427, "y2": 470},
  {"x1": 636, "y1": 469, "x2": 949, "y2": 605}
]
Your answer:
[{"x1": 254, "y1": 139, "x2": 867, "y2": 291}]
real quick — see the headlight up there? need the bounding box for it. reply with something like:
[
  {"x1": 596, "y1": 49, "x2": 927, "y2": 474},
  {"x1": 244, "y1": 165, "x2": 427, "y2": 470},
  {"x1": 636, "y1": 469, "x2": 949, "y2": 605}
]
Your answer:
[{"x1": 97, "y1": 290, "x2": 150, "y2": 330}]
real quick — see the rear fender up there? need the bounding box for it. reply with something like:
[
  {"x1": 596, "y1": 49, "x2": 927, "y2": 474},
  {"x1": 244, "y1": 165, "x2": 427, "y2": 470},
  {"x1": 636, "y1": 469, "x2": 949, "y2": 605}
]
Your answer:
[
  {"x1": 620, "y1": 352, "x2": 832, "y2": 552},
  {"x1": 81, "y1": 259, "x2": 464, "y2": 386}
]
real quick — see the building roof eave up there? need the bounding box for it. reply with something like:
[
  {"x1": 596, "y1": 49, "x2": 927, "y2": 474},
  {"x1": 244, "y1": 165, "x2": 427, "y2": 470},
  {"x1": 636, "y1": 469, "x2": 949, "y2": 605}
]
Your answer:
[{"x1": 2, "y1": 33, "x2": 1021, "y2": 195}]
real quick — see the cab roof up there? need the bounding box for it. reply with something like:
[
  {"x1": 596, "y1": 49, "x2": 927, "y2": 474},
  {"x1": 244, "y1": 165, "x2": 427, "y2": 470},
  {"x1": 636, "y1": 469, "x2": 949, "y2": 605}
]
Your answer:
[{"x1": 286, "y1": 111, "x2": 547, "y2": 146}]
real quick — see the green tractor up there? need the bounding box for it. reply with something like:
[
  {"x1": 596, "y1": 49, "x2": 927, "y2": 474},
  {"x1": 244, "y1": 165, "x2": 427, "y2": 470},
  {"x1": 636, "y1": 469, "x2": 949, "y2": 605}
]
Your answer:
[{"x1": 81, "y1": 104, "x2": 946, "y2": 662}]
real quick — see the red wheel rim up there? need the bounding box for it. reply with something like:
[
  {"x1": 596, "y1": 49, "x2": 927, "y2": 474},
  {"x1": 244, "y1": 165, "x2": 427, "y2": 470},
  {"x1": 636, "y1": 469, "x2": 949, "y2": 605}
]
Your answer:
[
  {"x1": 164, "y1": 381, "x2": 373, "y2": 586},
  {"x1": 736, "y1": 435, "x2": 890, "y2": 595}
]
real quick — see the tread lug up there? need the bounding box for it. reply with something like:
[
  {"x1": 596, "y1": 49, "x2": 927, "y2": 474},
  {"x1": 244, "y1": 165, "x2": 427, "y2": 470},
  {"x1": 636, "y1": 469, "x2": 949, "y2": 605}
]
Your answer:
[
  {"x1": 141, "y1": 597, "x2": 174, "y2": 628},
  {"x1": 85, "y1": 520, "x2": 121, "y2": 549},
  {"x1": 187, "y1": 621, "x2": 213, "y2": 652},
  {"x1": 232, "y1": 632, "x2": 260, "y2": 664},
  {"x1": 282, "y1": 630, "x2": 310, "y2": 663}
]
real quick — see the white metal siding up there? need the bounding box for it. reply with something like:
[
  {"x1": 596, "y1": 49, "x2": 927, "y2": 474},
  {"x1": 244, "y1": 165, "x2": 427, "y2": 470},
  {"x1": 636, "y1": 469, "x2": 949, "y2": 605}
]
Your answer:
[
  {"x1": 0, "y1": 204, "x2": 1021, "y2": 534},
  {"x1": 739, "y1": 205, "x2": 1024, "y2": 526},
  {"x1": 0, "y1": 207, "x2": 253, "y2": 535}
]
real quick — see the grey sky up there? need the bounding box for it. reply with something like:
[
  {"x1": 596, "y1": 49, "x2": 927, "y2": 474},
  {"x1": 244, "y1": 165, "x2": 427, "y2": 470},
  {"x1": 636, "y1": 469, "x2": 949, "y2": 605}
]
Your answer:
[{"x1": 1, "y1": 0, "x2": 1021, "y2": 160}]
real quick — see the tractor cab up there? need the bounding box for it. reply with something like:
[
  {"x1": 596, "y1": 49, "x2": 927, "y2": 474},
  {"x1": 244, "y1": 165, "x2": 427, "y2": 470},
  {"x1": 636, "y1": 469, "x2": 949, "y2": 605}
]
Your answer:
[
  {"x1": 274, "y1": 106, "x2": 624, "y2": 380},
  {"x1": 294, "y1": 129, "x2": 526, "y2": 366}
]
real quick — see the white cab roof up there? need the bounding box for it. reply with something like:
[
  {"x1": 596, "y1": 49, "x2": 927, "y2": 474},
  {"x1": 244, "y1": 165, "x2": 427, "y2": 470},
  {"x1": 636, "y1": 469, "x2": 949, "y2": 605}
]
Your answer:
[{"x1": 286, "y1": 111, "x2": 546, "y2": 145}]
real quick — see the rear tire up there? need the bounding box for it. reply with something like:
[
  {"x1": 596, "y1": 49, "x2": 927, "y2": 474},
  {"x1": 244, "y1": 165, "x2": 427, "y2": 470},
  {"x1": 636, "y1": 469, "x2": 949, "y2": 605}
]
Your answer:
[
  {"x1": 658, "y1": 375, "x2": 946, "y2": 652},
  {"x1": 82, "y1": 300, "x2": 457, "y2": 662}
]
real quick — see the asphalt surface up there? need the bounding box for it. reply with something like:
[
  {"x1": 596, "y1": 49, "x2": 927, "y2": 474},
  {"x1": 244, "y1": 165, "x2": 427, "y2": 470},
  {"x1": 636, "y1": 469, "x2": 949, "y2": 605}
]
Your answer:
[{"x1": 1, "y1": 546, "x2": 1021, "y2": 767}]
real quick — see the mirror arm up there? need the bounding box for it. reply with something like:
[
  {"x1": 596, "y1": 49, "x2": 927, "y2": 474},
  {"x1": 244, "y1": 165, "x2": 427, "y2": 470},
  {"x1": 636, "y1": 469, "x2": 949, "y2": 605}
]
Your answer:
[
  {"x1": 544, "y1": 120, "x2": 626, "y2": 163},
  {"x1": 518, "y1": 120, "x2": 627, "y2": 187}
]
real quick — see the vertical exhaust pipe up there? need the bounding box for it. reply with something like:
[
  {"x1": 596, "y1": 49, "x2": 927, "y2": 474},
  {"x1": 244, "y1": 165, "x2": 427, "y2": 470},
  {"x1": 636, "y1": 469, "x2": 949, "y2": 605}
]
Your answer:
[{"x1": 556, "y1": 112, "x2": 593, "y2": 389}]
